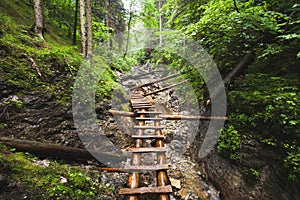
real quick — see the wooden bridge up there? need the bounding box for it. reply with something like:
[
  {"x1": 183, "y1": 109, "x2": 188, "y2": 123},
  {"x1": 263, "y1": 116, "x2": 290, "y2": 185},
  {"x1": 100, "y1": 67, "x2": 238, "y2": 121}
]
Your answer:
[{"x1": 104, "y1": 73, "x2": 227, "y2": 200}]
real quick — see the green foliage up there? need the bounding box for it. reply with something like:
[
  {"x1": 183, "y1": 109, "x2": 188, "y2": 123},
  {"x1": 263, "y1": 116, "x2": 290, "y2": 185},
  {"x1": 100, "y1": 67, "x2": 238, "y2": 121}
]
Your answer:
[
  {"x1": 227, "y1": 74, "x2": 300, "y2": 181},
  {"x1": 140, "y1": 0, "x2": 160, "y2": 28},
  {"x1": 159, "y1": 0, "x2": 300, "y2": 185},
  {"x1": 242, "y1": 167, "x2": 261, "y2": 184},
  {"x1": 111, "y1": 56, "x2": 136, "y2": 72},
  {"x1": 217, "y1": 125, "x2": 244, "y2": 160}
]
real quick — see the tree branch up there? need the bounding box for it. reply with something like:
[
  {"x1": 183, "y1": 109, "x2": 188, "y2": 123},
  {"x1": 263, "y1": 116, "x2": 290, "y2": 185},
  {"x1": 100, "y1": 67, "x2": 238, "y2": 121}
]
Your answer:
[{"x1": 232, "y1": 0, "x2": 240, "y2": 13}]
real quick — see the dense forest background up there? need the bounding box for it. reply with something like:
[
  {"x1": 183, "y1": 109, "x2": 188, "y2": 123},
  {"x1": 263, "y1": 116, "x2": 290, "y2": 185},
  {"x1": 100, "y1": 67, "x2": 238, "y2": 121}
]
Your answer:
[{"x1": 0, "y1": 0, "x2": 299, "y2": 199}]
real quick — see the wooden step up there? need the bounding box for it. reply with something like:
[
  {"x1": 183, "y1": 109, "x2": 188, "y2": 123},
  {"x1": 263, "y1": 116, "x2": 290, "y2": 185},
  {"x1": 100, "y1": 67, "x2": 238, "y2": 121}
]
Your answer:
[
  {"x1": 127, "y1": 147, "x2": 167, "y2": 153},
  {"x1": 132, "y1": 104, "x2": 155, "y2": 107},
  {"x1": 98, "y1": 164, "x2": 170, "y2": 173},
  {"x1": 119, "y1": 185, "x2": 172, "y2": 195},
  {"x1": 136, "y1": 111, "x2": 162, "y2": 114},
  {"x1": 133, "y1": 125, "x2": 164, "y2": 129},
  {"x1": 131, "y1": 135, "x2": 165, "y2": 139},
  {"x1": 130, "y1": 100, "x2": 149, "y2": 103},
  {"x1": 135, "y1": 117, "x2": 163, "y2": 121},
  {"x1": 124, "y1": 164, "x2": 170, "y2": 172}
]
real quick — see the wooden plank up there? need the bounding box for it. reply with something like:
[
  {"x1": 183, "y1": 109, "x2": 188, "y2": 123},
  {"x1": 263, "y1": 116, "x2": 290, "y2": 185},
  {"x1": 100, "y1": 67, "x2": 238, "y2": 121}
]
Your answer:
[
  {"x1": 131, "y1": 103, "x2": 153, "y2": 106},
  {"x1": 135, "y1": 117, "x2": 163, "y2": 121},
  {"x1": 133, "y1": 125, "x2": 164, "y2": 129},
  {"x1": 136, "y1": 111, "x2": 162, "y2": 114},
  {"x1": 160, "y1": 114, "x2": 228, "y2": 121},
  {"x1": 132, "y1": 105, "x2": 153, "y2": 108},
  {"x1": 125, "y1": 164, "x2": 170, "y2": 171},
  {"x1": 127, "y1": 147, "x2": 166, "y2": 153},
  {"x1": 98, "y1": 164, "x2": 169, "y2": 173},
  {"x1": 131, "y1": 135, "x2": 165, "y2": 139},
  {"x1": 108, "y1": 110, "x2": 227, "y2": 121},
  {"x1": 119, "y1": 185, "x2": 172, "y2": 195},
  {"x1": 130, "y1": 101, "x2": 150, "y2": 104}
]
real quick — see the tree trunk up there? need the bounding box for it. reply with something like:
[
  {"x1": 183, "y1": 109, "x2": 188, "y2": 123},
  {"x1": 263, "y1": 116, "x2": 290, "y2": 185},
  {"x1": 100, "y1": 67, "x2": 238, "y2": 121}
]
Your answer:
[
  {"x1": 79, "y1": 0, "x2": 87, "y2": 57},
  {"x1": 86, "y1": 0, "x2": 93, "y2": 61},
  {"x1": 158, "y1": 0, "x2": 163, "y2": 46},
  {"x1": 72, "y1": 0, "x2": 79, "y2": 45},
  {"x1": 33, "y1": 0, "x2": 45, "y2": 40},
  {"x1": 210, "y1": 53, "x2": 255, "y2": 100},
  {"x1": 106, "y1": 0, "x2": 113, "y2": 50},
  {"x1": 124, "y1": 1, "x2": 133, "y2": 57}
]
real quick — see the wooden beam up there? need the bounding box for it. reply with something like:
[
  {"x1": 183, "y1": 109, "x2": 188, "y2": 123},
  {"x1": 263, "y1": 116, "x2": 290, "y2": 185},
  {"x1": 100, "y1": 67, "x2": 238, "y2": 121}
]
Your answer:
[
  {"x1": 119, "y1": 185, "x2": 172, "y2": 195},
  {"x1": 160, "y1": 114, "x2": 227, "y2": 121},
  {"x1": 127, "y1": 147, "x2": 166, "y2": 153},
  {"x1": 98, "y1": 164, "x2": 169, "y2": 173},
  {"x1": 133, "y1": 126, "x2": 164, "y2": 129},
  {"x1": 108, "y1": 110, "x2": 227, "y2": 120},
  {"x1": 131, "y1": 135, "x2": 165, "y2": 139}
]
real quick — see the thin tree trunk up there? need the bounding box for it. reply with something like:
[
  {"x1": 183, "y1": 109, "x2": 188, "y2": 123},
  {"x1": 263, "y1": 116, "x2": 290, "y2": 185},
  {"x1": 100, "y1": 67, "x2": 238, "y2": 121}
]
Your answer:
[
  {"x1": 232, "y1": 0, "x2": 240, "y2": 13},
  {"x1": 210, "y1": 53, "x2": 255, "y2": 100},
  {"x1": 33, "y1": 0, "x2": 45, "y2": 40},
  {"x1": 106, "y1": 0, "x2": 113, "y2": 50},
  {"x1": 86, "y1": 0, "x2": 93, "y2": 61},
  {"x1": 124, "y1": 1, "x2": 133, "y2": 57},
  {"x1": 79, "y1": 0, "x2": 87, "y2": 57},
  {"x1": 158, "y1": 0, "x2": 163, "y2": 46},
  {"x1": 72, "y1": 0, "x2": 79, "y2": 45}
]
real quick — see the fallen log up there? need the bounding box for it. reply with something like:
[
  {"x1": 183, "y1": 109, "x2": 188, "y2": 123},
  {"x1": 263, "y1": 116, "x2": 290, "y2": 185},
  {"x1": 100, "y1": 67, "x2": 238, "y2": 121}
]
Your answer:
[
  {"x1": 210, "y1": 52, "x2": 255, "y2": 100},
  {"x1": 0, "y1": 137, "x2": 125, "y2": 163}
]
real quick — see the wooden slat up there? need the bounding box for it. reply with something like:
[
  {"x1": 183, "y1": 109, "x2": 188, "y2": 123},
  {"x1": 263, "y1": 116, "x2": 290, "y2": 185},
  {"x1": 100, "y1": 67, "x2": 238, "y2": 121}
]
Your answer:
[
  {"x1": 124, "y1": 164, "x2": 170, "y2": 171},
  {"x1": 133, "y1": 125, "x2": 164, "y2": 129},
  {"x1": 131, "y1": 103, "x2": 153, "y2": 106},
  {"x1": 98, "y1": 164, "x2": 170, "y2": 172},
  {"x1": 130, "y1": 99, "x2": 149, "y2": 102},
  {"x1": 135, "y1": 117, "x2": 163, "y2": 121},
  {"x1": 127, "y1": 147, "x2": 166, "y2": 153},
  {"x1": 132, "y1": 106, "x2": 156, "y2": 109},
  {"x1": 119, "y1": 185, "x2": 172, "y2": 195},
  {"x1": 131, "y1": 135, "x2": 165, "y2": 139},
  {"x1": 160, "y1": 114, "x2": 228, "y2": 121},
  {"x1": 136, "y1": 111, "x2": 162, "y2": 114}
]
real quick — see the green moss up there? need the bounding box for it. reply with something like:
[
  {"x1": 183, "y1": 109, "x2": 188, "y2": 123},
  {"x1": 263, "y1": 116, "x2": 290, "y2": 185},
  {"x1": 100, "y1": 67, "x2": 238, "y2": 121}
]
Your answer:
[{"x1": 0, "y1": 144, "x2": 116, "y2": 199}]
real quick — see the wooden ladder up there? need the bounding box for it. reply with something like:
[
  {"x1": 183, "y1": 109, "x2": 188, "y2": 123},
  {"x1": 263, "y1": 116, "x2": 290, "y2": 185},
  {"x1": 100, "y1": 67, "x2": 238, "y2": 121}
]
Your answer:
[{"x1": 119, "y1": 91, "x2": 172, "y2": 200}]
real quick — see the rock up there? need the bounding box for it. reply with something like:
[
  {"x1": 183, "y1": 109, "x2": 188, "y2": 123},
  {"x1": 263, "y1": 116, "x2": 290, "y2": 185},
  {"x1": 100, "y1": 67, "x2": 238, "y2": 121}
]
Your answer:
[{"x1": 170, "y1": 178, "x2": 181, "y2": 189}]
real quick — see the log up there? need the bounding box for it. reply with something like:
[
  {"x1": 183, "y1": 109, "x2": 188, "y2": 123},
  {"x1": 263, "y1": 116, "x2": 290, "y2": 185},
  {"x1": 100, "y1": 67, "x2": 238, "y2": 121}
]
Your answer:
[
  {"x1": 108, "y1": 110, "x2": 227, "y2": 121},
  {"x1": 160, "y1": 114, "x2": 227, "y2": 121},
  {"x1": 210, "y1": 53, "x2": 254, "y2": 100},
  {"x1": 0, "y1": 137, "x2": 125, "y2": 163}
]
